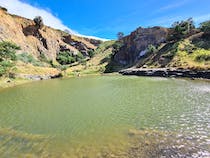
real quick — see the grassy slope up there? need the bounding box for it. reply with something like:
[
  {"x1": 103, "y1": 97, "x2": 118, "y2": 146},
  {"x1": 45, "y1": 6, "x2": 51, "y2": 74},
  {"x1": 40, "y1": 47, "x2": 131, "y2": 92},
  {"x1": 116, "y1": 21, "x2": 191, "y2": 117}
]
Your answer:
[
  {"x1": 136, "y1": 35, "x2": 210, "y2": 70},
  {"x1": 0, "y1": 62, "x2": 60, "y2": 89},
  {"x1": 13, "y1": 62, "x2": 60, "y2": 76},
  {"x1": 1, "y1": 33, "x2": 209, "y2": 90},
  {"x1": 65, "y1": 35, "x2": 210, "y2": 76},
  {"x1": 65, "y1": 41, "x2": 115, "y2": 76}
]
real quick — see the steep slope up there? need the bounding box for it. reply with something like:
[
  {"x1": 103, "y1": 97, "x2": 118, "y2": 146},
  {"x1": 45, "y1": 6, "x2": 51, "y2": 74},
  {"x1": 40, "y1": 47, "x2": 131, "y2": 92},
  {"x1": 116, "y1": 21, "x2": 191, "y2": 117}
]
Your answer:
[
  {"x1": 66, "y1": 41, "x2": 115, "y2": 76},
  {"x1": 112, "y1": 25, "x2": 210, "y2": 72},
  {"x1": 0, "y1": 8, "x2": 101, "y2": 61},
  {"x1": 114, "y1": 27, "x2": 169, "y2": 65},
  {"x1": 0, "y1": 8, "x2": 102, "y2": 81}
]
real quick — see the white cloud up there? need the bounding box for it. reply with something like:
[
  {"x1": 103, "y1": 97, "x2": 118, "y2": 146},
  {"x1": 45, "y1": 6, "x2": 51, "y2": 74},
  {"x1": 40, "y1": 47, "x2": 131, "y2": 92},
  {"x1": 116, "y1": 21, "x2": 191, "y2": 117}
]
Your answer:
[
  {"x1": 194, "y1": 14, "x2": 210, "y2": 23},
  {"x1": 0, "y1": 0, "x2": 108, "y2": 41},
  {"x1": 158, "y1": 0, "x2": 190, "y2": 12}
]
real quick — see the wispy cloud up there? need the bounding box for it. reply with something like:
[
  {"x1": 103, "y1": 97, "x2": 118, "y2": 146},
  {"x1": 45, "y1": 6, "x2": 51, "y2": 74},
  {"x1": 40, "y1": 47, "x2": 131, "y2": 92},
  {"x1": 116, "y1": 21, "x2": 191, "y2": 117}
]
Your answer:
[
  {"x1": 150, "y1": 13, "x2": 210, "y2": 27},
  {"x1": 0, "y1": 0, "x2": 107, "y2": 40},
  {"x1": 194, "y1": 14, "x2": 210, "y2": 23},
  {"x1": 158, "y1": 0, "x2": 190, "y2": 12},
  {"x1": 148, "y1": 16, "x2": 183, "y2": 27}
]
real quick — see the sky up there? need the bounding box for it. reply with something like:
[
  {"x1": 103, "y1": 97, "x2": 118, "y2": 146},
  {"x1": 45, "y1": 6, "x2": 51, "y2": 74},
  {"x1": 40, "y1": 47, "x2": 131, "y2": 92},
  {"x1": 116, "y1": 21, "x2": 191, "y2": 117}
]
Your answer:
[{"x1": 0, "y1": 0, "x2": 210, "y2": 40}]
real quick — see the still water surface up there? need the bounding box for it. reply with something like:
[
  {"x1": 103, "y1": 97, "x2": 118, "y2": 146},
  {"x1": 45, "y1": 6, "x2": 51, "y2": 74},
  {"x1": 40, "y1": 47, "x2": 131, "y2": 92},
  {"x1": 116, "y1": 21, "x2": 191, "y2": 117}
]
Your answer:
[{"x1": 0, "y1": 76, "x2": 209, "y2": 157}]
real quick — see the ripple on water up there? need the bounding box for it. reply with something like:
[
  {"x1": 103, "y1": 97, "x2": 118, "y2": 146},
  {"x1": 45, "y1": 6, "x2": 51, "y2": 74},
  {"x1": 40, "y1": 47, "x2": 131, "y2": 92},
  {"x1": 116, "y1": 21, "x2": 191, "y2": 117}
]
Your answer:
[{"x1": 0, "y1": 76, "x2": 209, "y2": 157}]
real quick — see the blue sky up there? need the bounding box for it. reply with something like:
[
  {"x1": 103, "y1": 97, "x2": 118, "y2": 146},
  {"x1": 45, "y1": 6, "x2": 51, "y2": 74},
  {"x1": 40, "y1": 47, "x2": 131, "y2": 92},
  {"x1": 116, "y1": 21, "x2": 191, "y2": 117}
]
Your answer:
[{"x1": 1, "y1": 0, "x2": 210, "y2": 39}]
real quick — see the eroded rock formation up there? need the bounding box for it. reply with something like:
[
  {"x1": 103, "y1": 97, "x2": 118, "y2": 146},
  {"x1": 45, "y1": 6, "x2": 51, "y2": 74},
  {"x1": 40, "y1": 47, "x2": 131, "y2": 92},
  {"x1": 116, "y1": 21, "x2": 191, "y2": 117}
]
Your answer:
[{"x1": 114, "y1": 27, "x2": 169, "y2": 65}]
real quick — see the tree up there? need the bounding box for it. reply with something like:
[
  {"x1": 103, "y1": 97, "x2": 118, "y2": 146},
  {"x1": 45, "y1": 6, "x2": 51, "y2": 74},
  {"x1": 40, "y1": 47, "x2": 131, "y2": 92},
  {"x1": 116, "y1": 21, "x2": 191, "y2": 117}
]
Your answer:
[
  {"x1": 33, "y1": 16, "x2": 44, "y2": 29},
  {"x1": 0, "y1": 41, "x2": 20, "y2": 76},
  {"x1": 200, "y1": 20, "x2": 210, "y2": 34},
  {"x1": 170, "y1": 18, "x2": 195, "y2": 40},
  {"x1": 117, "y1": 32, "x2": 124, "y2": 40},
  {"x1": 0, "y1": 41, "x2": 20, "y2": 61},
  {"x1": 56, "y1": 51, "x2": 84, "y2": 65}
]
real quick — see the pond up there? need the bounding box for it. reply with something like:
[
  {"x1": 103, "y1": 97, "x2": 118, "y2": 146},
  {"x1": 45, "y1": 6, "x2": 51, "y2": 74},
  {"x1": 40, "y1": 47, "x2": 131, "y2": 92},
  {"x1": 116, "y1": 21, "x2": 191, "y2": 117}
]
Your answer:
[{"x1": 0, "y1": 75, "x2": 209, "y2": 157}]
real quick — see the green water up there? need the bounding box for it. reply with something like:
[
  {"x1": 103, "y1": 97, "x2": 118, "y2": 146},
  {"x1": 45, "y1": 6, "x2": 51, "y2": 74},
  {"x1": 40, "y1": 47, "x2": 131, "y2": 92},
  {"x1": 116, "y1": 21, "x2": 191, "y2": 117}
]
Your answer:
[{"x1": 0, "y1": 76, "x2": 209, "y2": 157}]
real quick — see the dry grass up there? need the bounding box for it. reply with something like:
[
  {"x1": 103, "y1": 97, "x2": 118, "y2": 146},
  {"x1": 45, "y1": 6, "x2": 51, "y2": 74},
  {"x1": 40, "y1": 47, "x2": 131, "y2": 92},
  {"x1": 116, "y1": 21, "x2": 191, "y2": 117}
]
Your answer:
[
  {"x1": 169, "y1": 39, "x2": 210, "y2": 70},
  {"x1": 66, "y1": 41, "x2": 114, "y2": 76},
  {"x1": 13, "y1": 62, "x2": 60, "y2": 76},
  {"x1": 0, "y1": 77, "x2": 31, "y2": 89}
]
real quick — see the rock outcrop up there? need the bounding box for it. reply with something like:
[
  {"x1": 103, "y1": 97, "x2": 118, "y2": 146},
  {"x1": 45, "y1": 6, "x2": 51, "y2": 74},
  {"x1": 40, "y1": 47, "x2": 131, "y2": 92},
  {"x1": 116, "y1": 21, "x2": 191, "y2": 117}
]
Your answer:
[
  {"x1": 0, "y1": 8, "x2": 101, "y2": 61},
  {"x1": 119, "y1": 68, "x2": 210, "y2": 79},
  {"x1": 114, "y1": 27, "x2": 169, "y2": 65}
]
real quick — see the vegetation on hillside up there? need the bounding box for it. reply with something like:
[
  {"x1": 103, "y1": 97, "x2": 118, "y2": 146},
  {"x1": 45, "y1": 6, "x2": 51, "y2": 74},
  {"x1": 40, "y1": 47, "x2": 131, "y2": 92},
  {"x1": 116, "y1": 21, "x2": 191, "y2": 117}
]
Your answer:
[
  {"x1": 111, "y1": 18, "x2": 210, "y2": 71},
  {"x1": 200, "y1": 20, "x2": 210, "y2": 34},
  {"x1": 56, "y1": 51, "x2": 84, "y2": 65},
  {"x1": 66, "y1": 40, "x2": 116, "y2": 76},
  {"x1": 1, "y1": 17, "x2": 210, "y2": 81},
  {"x1": 169, "y1": 18, "x2": 195, "y2": 40},
  {"x1": 0, "y1": 41, "x2": 20, "y2": 76}
]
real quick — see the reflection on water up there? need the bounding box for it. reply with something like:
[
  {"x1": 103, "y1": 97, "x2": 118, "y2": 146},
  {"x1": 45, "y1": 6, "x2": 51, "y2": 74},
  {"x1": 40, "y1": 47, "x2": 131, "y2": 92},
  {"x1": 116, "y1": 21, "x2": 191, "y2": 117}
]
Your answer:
[{"x1": 0, "y1": 76, "x2": 209, "y2": 157}]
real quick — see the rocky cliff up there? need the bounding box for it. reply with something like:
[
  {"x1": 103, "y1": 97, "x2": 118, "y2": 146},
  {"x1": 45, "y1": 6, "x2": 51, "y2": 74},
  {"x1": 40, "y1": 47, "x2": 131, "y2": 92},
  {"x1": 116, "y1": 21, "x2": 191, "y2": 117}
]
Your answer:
[
  {"x1": 0, "y1": 8, "x2": 101, "y2": 61},
  {"x1": 112, "y1": 24, "x2": 210, "y2": 72},
  {"x1": 114, "y1": 27, "x2": 169, "y2": 65}
]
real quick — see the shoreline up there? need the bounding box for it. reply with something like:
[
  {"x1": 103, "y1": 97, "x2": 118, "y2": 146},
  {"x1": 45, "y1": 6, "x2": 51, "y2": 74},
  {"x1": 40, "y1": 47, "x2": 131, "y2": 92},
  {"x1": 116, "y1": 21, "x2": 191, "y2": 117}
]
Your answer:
[
  {"x1": 0, "y1": 73, "x2": 115, "y2": 90},
  {"x1": 0, "y1": 73, "x2": 63, "y2": 90},
  {"x1": 0, "y1": 70, "x2": 209, "y2": 91},
  {"x1": 0, "y1": 78, "x2": 33, "y2": 90},
  {"x1": 119, "y1": 68, "x2": 210, "y2": 80}
]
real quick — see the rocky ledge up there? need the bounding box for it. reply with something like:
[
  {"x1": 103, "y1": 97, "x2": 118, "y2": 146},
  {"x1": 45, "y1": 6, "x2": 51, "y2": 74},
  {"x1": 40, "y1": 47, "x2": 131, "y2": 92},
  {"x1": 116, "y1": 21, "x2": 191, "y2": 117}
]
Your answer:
[{"x1": 119, "y1": 68, "x2": 210, "y2": 79}]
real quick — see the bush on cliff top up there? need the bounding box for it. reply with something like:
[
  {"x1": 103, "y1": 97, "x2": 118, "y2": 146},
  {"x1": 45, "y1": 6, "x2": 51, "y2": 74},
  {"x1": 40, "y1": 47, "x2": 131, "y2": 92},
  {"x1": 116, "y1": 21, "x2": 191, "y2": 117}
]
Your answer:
[{"x1": 200, "y1": 20, "x2": 210, "y2": 34}]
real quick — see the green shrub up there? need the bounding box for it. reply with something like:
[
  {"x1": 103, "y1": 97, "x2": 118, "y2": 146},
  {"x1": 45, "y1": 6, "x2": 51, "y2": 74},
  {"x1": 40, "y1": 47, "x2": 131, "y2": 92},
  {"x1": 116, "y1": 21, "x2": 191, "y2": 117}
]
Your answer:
[
  {"x1": 16, "y1": 53, "x2": 44, "y2": 67},
  {"x1": 76, "y1": 52, "x2": 84, "y2": 61},
  {"x1": 0, "y1": 61, "x2": 14, "y2": 76},
  {"x1": 17, "y1": 53, "x2": 35, "y2": 63},
  {"x1": 183, "y1": 45, "x2": 196, "y2": 54},
  {"x1": 0, "y1": 41, "x2": 20, "y2": 61},
  {"x1": 147, "y1": 44, "x2": 157, "y2": 53},
  {"x1": 195, "y1": 53, "x2": 210, "y2": 62},
  {"x1": 88, "y1": 49, "x2": 95, "y2": 58},
  {"x1": 0, "y1": 41, "x2": 20, "y2": 76},
  {"x1": 56, "y1": 51, "x2": 84, "y2": 65},
  {"x1": 56, "y1": 51, "x2": 71, "y2": 65},
  {"x1": 200, "y1": 20, "x2": 210, "y2": 33},
  {"x1": 112, "y1": 41, "x2": 123, "y2": 54},
  {"x1": 39, "y1": 52, "x2": 49, "y2": 63},
  {"x1": 170, "y1": 18, "x2": 195, "y2": 40}
]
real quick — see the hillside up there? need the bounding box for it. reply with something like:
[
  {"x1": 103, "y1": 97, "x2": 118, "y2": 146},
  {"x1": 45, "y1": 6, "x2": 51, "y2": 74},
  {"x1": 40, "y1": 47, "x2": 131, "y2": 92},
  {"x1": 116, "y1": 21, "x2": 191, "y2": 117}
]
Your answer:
[
  {"x1": 0, "y1": 7, "x2": 209, "y2": 81},
  {"x1": 0, "y1": 7, "x2": 102, "y2": 81},
  {"x1": 102, "y1": 20, "x2": 210, "y2": 76},
  {"x1": 0, "y1": 8, "x2": 101, "y2": 60}
]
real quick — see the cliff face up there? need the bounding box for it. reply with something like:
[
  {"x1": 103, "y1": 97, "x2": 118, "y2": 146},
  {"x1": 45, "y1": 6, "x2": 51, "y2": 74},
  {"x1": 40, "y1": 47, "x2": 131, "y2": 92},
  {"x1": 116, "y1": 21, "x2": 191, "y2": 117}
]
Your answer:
[
  {"x1": 112, "y1": 25, "x2": 210, "y2": 72},
  {"x1": 0, "y1": 9, "x2": 101, "y2": 61},
  {"x1": 114, "y1": 27, "x2": 169, "y2": 65}
]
